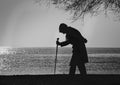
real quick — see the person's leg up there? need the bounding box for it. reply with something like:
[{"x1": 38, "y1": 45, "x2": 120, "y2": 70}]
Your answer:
[
  {"x1": 78, "y1": 63, "x2": 87, "y2": 76},
  {"x1": 69, "y1": 65, "x2": 76, "y2": 75}
]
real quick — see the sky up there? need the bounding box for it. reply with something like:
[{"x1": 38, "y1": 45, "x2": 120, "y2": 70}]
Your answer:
[{"x1": 0, "y1": 0, "x2": 120, "y2": 48}]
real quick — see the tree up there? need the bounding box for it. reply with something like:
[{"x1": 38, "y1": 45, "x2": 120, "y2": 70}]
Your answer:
[{"x1": 35, "y1": 0, "x2": 120, "y2": 21}]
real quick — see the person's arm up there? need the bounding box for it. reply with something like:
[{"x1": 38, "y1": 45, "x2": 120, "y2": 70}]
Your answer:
[
  {"x1": 56, "y1": 34, "x2": 70, "y2": 47},
  {"x1": 56, "y1": 40, "x2": 70, "y2": 47},
  {"x1": 59, "y1": 40, "x2": 70, "y2": 47}
]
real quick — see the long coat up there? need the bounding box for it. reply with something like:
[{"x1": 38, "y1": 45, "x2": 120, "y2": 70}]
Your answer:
[{"x1": 60, "y1": 27, "x2": 88, "y2": 66}]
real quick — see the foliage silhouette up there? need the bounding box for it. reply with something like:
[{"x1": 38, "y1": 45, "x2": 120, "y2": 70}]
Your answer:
[{"x1": 35, "y1": 0, "x2": 120, "y2": 21}]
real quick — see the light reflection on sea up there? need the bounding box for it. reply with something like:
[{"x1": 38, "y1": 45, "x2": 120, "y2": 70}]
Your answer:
[{"x1": 0, "y1": 47, "x2": 120, "y2": 75}]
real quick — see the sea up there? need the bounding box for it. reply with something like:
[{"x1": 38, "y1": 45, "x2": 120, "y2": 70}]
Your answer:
[{"x1": 0, "y1": 47, "x2": 120, "y2": 75}]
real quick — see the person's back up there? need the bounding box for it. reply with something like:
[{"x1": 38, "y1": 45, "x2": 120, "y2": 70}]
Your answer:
[
  {"x1": 67, "y1": 27, "x2": 87, "y2": 43},
  {"x1": 67, "y1": 27, "x2": 87, "y2": 50}
]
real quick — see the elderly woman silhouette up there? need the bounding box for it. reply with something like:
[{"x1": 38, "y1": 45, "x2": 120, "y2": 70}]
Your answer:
[{"x1": 57, "y1": 23, "x2": 88, "y2": 75}]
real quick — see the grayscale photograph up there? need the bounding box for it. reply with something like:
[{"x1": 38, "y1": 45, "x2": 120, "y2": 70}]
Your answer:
[{"x1": 0, "y1": 0, "x2": 120, "y2": 85}]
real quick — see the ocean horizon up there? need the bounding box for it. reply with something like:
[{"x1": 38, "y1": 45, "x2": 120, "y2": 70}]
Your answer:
[{"x1": 0, "y1": 47, "x2": 120, "y2": 75}]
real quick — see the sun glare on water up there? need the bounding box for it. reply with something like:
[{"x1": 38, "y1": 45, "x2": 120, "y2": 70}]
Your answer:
[
  {"x1": 0, "y1": 47, "x2": 12, "y2": 71},
  {"x1": 0, "y1": 47, "x2": 11, "y2": 55}
]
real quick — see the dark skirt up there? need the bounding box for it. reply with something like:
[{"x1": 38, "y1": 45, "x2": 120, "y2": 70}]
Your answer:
[
  {"x1": 70, "y1": 43, "x2": 88, "y2": 66},
  {"x1": 70, "y1": 51, "x2": 88, "y2": 66}
]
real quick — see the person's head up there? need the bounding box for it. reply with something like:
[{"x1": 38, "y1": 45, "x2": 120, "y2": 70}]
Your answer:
[{"x1": 59, "y1": 23, "x2": 68, "y2": 34}]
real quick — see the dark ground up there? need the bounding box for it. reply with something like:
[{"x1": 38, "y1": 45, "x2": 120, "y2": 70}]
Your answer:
[{"x1": 0, "y1": 74, "x2": 120, "y2": 85}]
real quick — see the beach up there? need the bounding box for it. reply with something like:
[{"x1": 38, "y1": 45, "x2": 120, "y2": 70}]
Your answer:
[
  {"x1": 0, "y1": 47, "x2": 120, "y2": 85},
  {"x1": 0, "y1": 47, "x2": 120, "y2": 75}
]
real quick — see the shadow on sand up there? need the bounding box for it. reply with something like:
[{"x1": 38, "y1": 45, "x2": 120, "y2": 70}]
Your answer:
[{"x1": 0, "y1": 74, "x2": 120, "y2": 85}]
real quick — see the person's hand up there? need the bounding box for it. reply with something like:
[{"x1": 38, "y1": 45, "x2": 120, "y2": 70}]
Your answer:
[
  {"x1": 56, "y1": 40, "x2": 60, "y2": 45},
  {"x1": 84, "y1": 38, "x2": 87, "y2": 43}
]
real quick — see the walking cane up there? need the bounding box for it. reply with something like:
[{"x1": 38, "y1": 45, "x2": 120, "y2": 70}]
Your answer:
[{"x1": 54, "y1": 38, "x2": 59, "y2": 74}]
